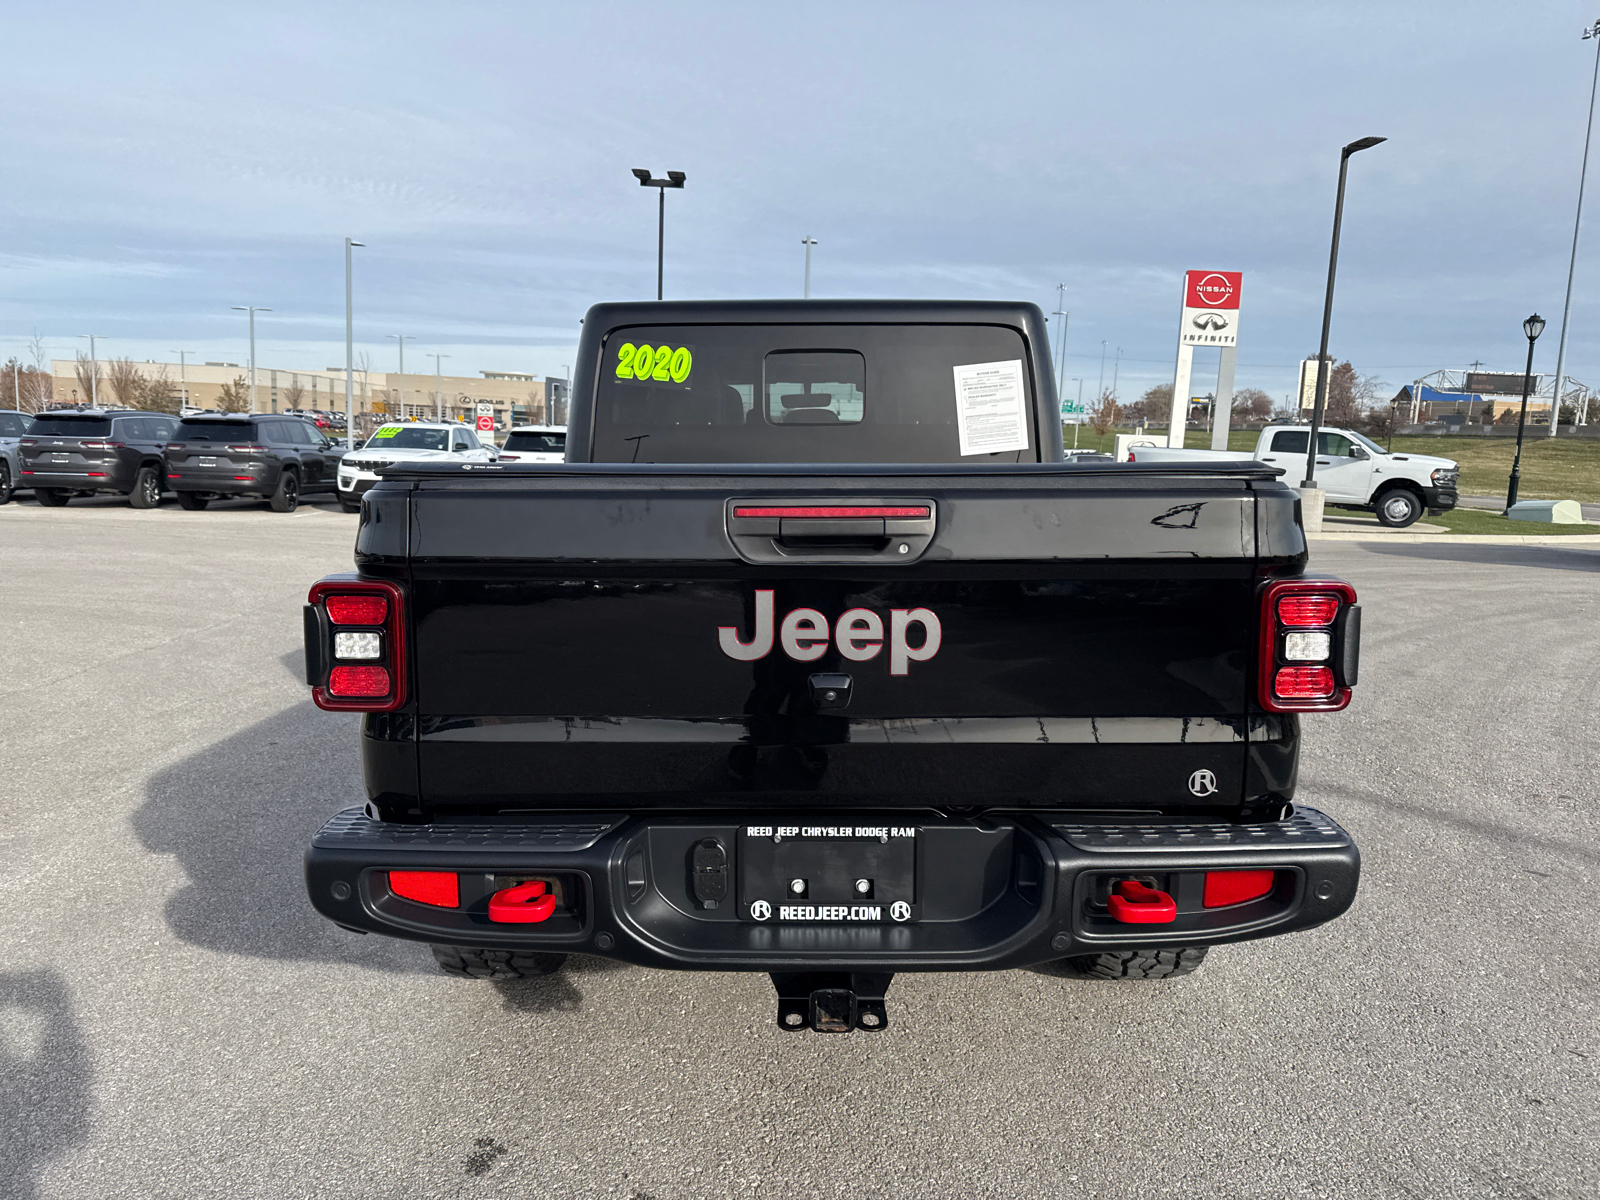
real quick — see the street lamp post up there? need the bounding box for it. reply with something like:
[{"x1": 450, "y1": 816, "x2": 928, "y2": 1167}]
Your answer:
[
  {"x1": 387, "y1": 334, "x2": 415, "y2": 420},
  {"x1": 1302, "y1": 136, "x2": 1387, "y2": 491},
  {"x1": 77, "y1": 334, "x2": 103, "y2": 407},
  {"x1": 802, "y1": 236, "x2": 818, "y2": 298},
  {"x1": 1052, "y1": 284, "x2": 1069, "y2": 401},
  {"x1": 345, "y1": 238, "x2": 363, "y2": 449},
  {"x1": 171, "y1": 350, "x2": 196, "y2": 412},
  {"x1": 1548, "y1": 20, "x2": 1600, "y2": 437},
  {"x1": 231, "y1": 306, "x2": 272, "y2": 413},
  {"x1": 1507, "y1": 314, "x2": 1548, "y2": 510},
  {"x1": 631, "y1": 169, "x2": 686, "y2": 300},
  {"x1": 427, "y1": 353, "x2": 450, "y2": 423}
]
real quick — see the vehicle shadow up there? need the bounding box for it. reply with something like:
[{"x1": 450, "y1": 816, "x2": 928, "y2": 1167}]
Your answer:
[
  {"x1": 0, "y1": 970, "x2": 92, "y2": 1200},
  {"x1": 130, "y1": 687, "x2": 426, "y2": 974},
  {"x1": 1359, "y1": 542, "x2": 1600, "y2": 572}
]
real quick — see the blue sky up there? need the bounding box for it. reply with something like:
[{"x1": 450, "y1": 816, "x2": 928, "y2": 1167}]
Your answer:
[{"x1": 2, "y1": 1, "x2": 1597, "y2": 403}]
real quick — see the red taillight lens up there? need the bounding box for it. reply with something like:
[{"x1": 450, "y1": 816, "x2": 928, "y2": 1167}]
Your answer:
[
  {"x1": 388, "y1": 871, "x2": 459, "y2": 907},
  {"x1": 732, "y1": 505, "x2": 931, "y2": 519},
  {"x1": 1203, "y1": 869, "x2": 1276, "y2": 908},
  {"x1": 79, "y1": 440, "x2": 123, "y2": 450},
  {"x1": 227, "y1": 444, "x2": 266, "y2": 453},
  {"x1": 1274, "y1": 666, "x2": 1334, "y2": 699},
  {"x1": 328, "y1": 665, "x2": 391, "y2": 696},
  {"x1": 1277, "y1": 594, "x2": 1340, "y2": 626},
  {"x1": 326, "y1": 595, "x2": 388, "y2": 625}
]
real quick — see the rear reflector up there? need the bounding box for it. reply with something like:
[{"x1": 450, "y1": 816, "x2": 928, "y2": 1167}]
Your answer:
[
  {"x1": 389, "y1": 871, "x2": 459, "y2": 907},
  {"x1": 732, "y1": 505, "x2": 931, "y2": 519},
  {"x1": 1203, "y1": 869, "x2": 1276, "y2": 908},
  {"x1": 328, "y1": 665, "x2": 391, "y2": 697},
  {"x1": 1278, "y1": 594, "x2": 1340, "y2": 626},
  {"x1": 1274, "y1": 666, "x2": 1335, "y2": 699},
  {"x1": 326, "y1": 595, "x2": 388, "y2": 625}
]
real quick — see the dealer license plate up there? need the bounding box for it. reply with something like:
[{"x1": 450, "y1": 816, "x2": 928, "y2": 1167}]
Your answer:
[
  {"x1": 738, "y1": 822, "x2": 918, "y2": 923},
  {"x1": 49, "y1": 453, "x2": 68, "y2": 463},
  {"x1": 197, "y1": 456, "x2": 216, "y2": 467}
]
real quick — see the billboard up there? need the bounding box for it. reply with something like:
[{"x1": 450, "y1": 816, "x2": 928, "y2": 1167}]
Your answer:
[
  {"x1": 1463, "y1": 371, "x2": 1535, "y2": 396},
  {"x1": 1179, "y1": 271, "x2": 1243, "y2": 348}
]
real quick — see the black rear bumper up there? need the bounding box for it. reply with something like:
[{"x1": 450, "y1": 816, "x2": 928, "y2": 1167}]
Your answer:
[{"x1": 304, "y1": 806, "x2": 1359, "y2": 971}]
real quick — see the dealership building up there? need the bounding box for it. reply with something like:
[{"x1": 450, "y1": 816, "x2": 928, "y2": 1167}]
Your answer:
[{"x1": 50, "y1": 359, "x2": 568, "y2": 430}]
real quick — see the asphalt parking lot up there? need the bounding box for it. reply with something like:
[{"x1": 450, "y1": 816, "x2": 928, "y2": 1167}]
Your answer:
[{"x1": 2, "y1": 498, "x2": 1597, "y2": 1199}]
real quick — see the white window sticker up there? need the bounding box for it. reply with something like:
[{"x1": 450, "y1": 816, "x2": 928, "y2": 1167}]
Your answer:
[{"x1": 952, "y1": 359, "x2": 1029, "y2": 455}]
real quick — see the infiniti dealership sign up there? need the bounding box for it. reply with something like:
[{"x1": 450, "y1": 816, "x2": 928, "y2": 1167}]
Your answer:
[{"x1": 1180, "y1": 270, "x2": 1243, "y2": 347}]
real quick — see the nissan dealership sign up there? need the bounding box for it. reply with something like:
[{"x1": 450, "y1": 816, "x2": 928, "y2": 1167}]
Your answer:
[{"x1": 1179, "y1": 270, "x2": 1243, "y2": 347}]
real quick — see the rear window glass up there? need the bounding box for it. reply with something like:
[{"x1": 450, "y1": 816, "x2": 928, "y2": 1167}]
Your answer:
[
  {"x1": 27, "y1": 415, "x2": 112, "y2": 437},
  {"x1": 591, "y1": 324, "x2": 1037, "y2": 463},
  {"x1": 0, "y1": 413, "x2": 26, "y2": 437},
  {"x1": 364, "y1": 426, "x2": 448, "y2": 451},
  {"x1": 176, "y1": 421, "x2": 258, "y2": 442},
  {"x1": 503, "y1": 431, "x2": 567, "y2": 454}
]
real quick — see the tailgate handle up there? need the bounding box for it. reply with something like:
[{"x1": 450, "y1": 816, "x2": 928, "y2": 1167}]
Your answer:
[{"x1": 727, "y1": 501, "x2": 937, "y2": 563}]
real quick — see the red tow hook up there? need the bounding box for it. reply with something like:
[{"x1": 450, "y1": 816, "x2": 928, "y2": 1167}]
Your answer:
[
  {"x1": 488, "y1": 880, "x2": 557, "y2": 923},
  {"x1": 1107, "y1": 880, "x2": 1177, "y2": 924}
]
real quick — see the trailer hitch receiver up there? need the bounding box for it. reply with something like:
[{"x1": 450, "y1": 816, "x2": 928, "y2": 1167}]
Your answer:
[{"x1": 770, "y1": 972, "x2": 894, "y2": 1033}]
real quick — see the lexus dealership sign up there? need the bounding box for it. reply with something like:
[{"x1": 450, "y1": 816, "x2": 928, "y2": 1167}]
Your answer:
[{"x1": 1180, "y1": 270, "x2": 1243, "y2": 347}]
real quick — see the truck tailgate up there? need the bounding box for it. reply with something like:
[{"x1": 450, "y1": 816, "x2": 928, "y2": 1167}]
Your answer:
[{"x1": 363, "y1": 462, "x2": 1304, "y2": 814}]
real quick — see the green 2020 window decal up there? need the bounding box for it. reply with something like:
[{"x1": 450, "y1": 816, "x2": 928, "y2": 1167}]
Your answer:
[
  {"x1": 373, "y1": 426, "x2": 401, "y2": 439},
  {"x1": 614, "y1": 341, "x2": 694, "y2": 385}
]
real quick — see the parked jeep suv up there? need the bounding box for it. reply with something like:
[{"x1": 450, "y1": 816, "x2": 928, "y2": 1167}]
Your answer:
[
  {"x1": 0, "y1": 409, "x2": 28, "y2": 504},
  {"x1": 163, "y1": 414, "x2": 346, "y2": 512},
  {"x1": 21, "y1": 408, "x2": 179, "y2": 507}
]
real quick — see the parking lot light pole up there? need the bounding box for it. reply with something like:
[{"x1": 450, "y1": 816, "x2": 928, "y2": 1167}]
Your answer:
[
  {"x1": 1548, "y1": 21, "x2": 1600, "y2": 438},
  {"x1": 171, "y1": 350, "x2": 196, "y2": 412},
  {"x1": 802, "y1": 236, "x2": 817, "y2": 298},
  {"x1": 427, "y1": 353, "x2": 450, "y2": 423},
  {"x1": 1302, "y1": 136, "x2": 1387, "y2": 489},
  {"x1": 231, "y1": 306, "x2": 272, "y2": 414},
  {"x1": 77, "y1": 334, "x2": 103, "y2": 407},
  {"x1": 632, "y1": 169, "x2": 686, "y2": 300},
  {"x1": 1506, "y1": 314, "x2": 1548, "y2": 510},
  {"x1": 345, "y1": 238, "x2": 363, "y2": 449},
  {"x1": 387, "y1": 334, "x2": 415, "y2": 419}
]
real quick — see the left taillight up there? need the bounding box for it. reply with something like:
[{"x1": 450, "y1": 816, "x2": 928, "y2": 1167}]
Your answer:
[
  {"x1": 304, "y1": 577, "x2": 407, "y2": 712},
  {"x1": 1258, "y1": 578, "x2": 1359, "y2": 713}
]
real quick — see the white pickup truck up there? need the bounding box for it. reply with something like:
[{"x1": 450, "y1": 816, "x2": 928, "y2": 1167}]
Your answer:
[{"x1": 1126, "y1": 425, "x2": 1460, "y2": 528}]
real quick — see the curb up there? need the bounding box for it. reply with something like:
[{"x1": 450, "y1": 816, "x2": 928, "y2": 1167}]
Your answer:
[{"x1": 1309, "y1": 531, "x2": 1600, "y2": 546}]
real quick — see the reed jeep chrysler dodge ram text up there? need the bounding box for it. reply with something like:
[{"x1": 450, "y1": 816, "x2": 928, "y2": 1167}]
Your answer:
[{"x1": 301, "y1": 300, "x2": 1361, "y2": 1033}]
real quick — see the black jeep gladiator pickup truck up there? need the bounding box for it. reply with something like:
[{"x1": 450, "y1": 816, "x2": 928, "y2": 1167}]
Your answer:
[{"x1": 302, "y1": 300, "x2": 1361, "y2": 1032}]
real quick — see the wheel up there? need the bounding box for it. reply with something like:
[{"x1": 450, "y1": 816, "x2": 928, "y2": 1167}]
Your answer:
[
  {"x1": 1374, "y1": 488, "x2": 1423, "y2": 528},
  {"x1": 429, "y1": 945, "x2": 568, "y2": 980},
  {"x1": 176, "y1": 492, "x2": 209, "y2": 511},
  {"x1": 0, "y1": 460, "x2": 12, "y2": 505},
  {"x1": 34, "y1": 487, "x2": 69, "y2": 507},
  {"x1": 129, "y1": 465, "x2": 161, "y2": 509},
  {"x1": 339, "y1": 496, "x2": 361, "y2": 513},
  {"x1": 1058, "y1": 946, "x2": 1210, "y2": 980},
  {"x1": 268, "y1": 470, "x2": 299, "y2": 513}
]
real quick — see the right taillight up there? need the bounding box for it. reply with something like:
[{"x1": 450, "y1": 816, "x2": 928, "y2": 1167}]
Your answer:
[
  {"x1": 305, "y1": 577, "x2": 407, "y2": 712},
  {"x1": 1258, "y1": 578, "x2": 1359, "y2": 712}
]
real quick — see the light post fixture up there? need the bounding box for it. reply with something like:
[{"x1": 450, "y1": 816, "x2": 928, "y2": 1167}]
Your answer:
[
  {"x1": 345, "y1": 238, "x2": 363, "y2": 449},
  {"x1": 231, "y1": 306, "x2": 272, "y2": 413},
  {"x1": 1052, "y1": 284, "x2": 1069, "y2": 401},
  {"x1": 171, "y1": 350, "x2": 196, "y2": 412},
  {"x1": 1097, "y1": 340, "x2": 1107, "y2": 400},
  {"x1": 802, "y1": 236, "x2": 818, "y2": 298},
  {"x1": 427, "y1": 353, "x2": 450, "y2": 423},
  {"x1": 77, "y1": 334, "x2": 103, "y2": 407},
  {"x1": 1507, "y1": 313, "x2": 1548, "y2": 509},
  {"x1": 387, "y1": 334, "x2": 415, "y2": 419},
  {"x1": 1546, "y1": 20, "x2": 1600, "y2": 437},
  {"x1": 632, "y1": 168, "x2": 686, "y2": 300},
  {"x1": 1302, "y1": 135, "x2": 1387, "y2": 490}
]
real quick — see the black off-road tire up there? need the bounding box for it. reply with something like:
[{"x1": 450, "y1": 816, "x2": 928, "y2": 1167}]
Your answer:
[
  {"x1": 129, "y1": 465, "x2": 162, "y2": 509},
  {"x1": 1374, "y1": 487, "x2": 1423, "y2": 528},
  {"x1": 34, "y1": 487, "x2": 70, "y2": 507},
  {"x1": 176, "y1": 492, "x2": 210, "y2": 511},
  {"x1": 268, "y1": 469, "x2": 299, "y2": 513},
  {"x1": 0, "y1": 460, "x2": 12, "y2": 505},
  {"x1": 1062, "y1": 946, "x2": 1210, "y2": 980},
  {"x1": 339, "y1": 496, "x2": 361, "y2": 514},
  {"x1": 429, "y1": 945, "x2": 568, "y2": 980}
]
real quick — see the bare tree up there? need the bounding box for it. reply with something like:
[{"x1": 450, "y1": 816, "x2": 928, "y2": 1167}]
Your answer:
[
  {"x1": 24, "y1": 332, "x2": 52, "y2": 413},
  {"x1": 74, "y1": 352, "x2": 102, "y2": 406},
  {"x1": 282, "y1": 380, "x2": 307, "y2": 410},
  {"x1": 105, "y1": 357, "x2": 145, "y2": 407},
  {"x1": 1324, "y1": 362, "x2": 1364, "y2": 425},
  {"x1": 1086, "y1": 388, "x2": 1121, "y2": 436},
  {"x1": 136, "y1": 366, "x2": 179, "y2": 414},
  {"x1": 215, "y1": 376, "x2": 251, "y2": 413},
  {"x1": 1232, "y1": 387, "x2": 1274, "y2": 424}
]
